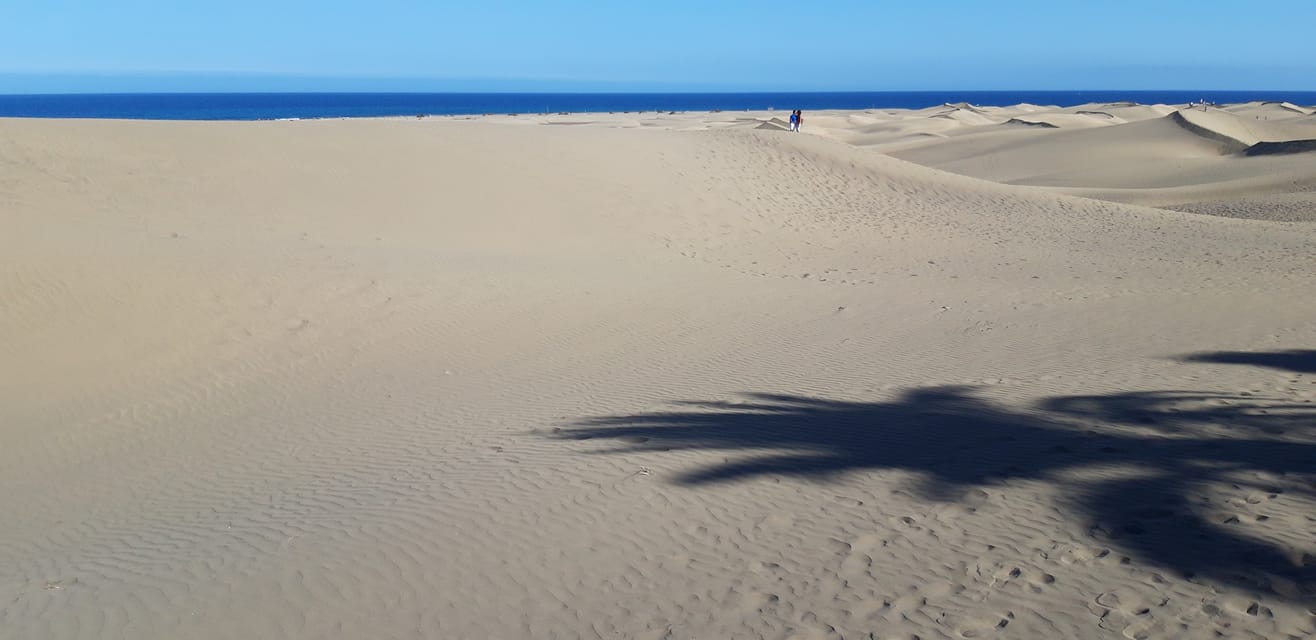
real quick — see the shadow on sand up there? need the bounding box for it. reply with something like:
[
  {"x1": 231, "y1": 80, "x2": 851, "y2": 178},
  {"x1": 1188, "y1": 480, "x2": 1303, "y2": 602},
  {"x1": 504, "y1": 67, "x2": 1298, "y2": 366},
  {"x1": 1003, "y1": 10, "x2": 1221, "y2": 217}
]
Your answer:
[
  {"x1": 1182, "y1": 349, "x2": 1316, "y2": 375},
  {"x1": 554, "y1": 351, "x2": 1315, "y2": 599}
]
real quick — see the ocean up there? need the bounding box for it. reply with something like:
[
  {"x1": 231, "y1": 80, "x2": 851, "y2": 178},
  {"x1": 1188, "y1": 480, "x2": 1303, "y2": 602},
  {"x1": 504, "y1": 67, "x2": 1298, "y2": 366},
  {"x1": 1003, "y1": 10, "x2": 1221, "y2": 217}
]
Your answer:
[{"x1": 1, "y1": 91, "x2": 1315, "y2": 121}]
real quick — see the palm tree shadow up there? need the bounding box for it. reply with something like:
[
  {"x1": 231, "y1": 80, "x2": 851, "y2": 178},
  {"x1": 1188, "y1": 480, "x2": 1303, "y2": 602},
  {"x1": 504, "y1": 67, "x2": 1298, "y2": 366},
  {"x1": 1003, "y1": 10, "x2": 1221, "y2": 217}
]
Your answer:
[
  {"x1": 1182, "y1": 349, "x2": 1316, "y2": 374},
  {"x1": 556, "y1": 385, "x2": 1316, "y2": 600}
]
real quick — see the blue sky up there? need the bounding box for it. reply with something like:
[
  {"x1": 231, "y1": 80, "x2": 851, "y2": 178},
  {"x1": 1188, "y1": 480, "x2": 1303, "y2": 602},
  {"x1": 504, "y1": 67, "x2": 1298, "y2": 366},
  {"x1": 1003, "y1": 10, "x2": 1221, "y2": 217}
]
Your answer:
[{"x1": 3, "y1": 0, "x2": 1314, "y2": 92}]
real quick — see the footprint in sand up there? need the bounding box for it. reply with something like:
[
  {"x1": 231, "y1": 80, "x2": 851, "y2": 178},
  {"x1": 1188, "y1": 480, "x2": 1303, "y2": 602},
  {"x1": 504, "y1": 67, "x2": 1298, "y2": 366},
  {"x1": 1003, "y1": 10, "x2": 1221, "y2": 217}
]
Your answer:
[
  {"x1": 1025, "y1": 571, "x2": 1056, "y2": 593},
  {"x1": 955, "y1": 611, "x2": 1013, "y2": 637},
  {"x1": 1224, "y1": 598, "x2": 1274, "y2": 619}
]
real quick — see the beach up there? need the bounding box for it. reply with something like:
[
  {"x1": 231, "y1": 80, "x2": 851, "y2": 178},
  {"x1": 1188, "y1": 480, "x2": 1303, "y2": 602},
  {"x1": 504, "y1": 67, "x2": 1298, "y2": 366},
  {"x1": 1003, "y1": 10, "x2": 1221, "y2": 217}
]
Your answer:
[{"x1": 2, "y1": 103, "x2": 1315, "y2": 639}]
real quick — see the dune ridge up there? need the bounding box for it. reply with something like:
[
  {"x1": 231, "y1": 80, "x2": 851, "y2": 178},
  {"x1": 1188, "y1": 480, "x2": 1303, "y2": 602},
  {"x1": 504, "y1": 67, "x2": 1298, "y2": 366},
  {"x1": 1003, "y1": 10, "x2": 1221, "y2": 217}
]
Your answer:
[
  {"x1": 1169, "y1": 109, "x2": 1255, "y2": 151},
  {"x1": 766, "y1": 101, "x2": 1316, "y2": 218}
]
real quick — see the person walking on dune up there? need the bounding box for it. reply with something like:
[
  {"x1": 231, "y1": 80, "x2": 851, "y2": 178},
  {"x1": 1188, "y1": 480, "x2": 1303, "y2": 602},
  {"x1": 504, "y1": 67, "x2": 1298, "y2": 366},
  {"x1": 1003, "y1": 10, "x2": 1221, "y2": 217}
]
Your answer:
[
  {"x1": 795, "y1": 110, "x2": 803, "y2": 132},
  {"x1": 788, "y1": 110, "x2": 799, "y2": 132}
]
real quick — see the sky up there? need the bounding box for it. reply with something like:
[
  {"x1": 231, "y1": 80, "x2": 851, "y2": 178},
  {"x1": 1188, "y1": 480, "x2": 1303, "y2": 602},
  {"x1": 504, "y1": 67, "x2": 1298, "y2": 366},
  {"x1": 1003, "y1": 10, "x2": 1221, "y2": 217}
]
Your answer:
[{"x1": 3, "y1": 0, "x2": 1315, "y2": 93}]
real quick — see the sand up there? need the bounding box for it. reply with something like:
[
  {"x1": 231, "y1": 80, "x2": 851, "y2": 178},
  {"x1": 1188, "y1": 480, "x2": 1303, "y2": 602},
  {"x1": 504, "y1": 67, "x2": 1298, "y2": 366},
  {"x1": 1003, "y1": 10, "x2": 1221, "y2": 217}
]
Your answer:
[
  {"x1": 801, "y1": 101, "x2": 1316, "y2": 219},
  {"x1": 1, "y1": 104, "x2": 1314, "y2": 639}
]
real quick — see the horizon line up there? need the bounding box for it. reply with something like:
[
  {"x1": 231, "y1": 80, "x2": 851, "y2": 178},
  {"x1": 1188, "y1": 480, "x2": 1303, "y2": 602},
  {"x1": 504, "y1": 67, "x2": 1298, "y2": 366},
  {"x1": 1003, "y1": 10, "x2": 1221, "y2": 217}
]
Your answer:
[{"x1": 6, "y1": 88, "x2": 1316, "y2": 97}]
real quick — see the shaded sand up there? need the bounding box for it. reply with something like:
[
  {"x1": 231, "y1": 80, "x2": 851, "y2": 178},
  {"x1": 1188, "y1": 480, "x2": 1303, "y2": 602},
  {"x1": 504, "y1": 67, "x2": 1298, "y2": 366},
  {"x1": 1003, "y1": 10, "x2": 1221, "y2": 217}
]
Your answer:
[{"x1": 2, "y1": 112, "x2": 1315, "y2": 639}]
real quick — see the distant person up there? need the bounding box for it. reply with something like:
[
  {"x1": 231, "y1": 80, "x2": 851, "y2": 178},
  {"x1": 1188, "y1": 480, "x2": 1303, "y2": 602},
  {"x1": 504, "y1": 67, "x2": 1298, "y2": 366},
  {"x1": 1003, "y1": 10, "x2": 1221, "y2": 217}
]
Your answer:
[
  {"x1": 788, "y1": 110, "x2": 799, "y2": 132},
  {"x1": 796, "y1": 110, "x2": 804, "y2": 132}
]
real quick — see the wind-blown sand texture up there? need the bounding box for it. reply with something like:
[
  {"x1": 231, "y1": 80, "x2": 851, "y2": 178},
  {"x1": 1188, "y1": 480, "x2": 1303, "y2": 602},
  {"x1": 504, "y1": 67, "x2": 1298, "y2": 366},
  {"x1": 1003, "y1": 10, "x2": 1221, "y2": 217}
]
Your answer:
[{"x1": 2, "y1": 102, "x2": 1315, "y2": 639}]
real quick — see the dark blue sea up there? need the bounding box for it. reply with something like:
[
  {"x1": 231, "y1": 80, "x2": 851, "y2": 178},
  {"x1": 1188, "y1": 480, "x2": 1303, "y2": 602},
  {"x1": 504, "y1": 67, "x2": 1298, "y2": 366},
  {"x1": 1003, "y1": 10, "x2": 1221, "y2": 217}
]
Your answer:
[{"x1": 2, "y1": 91, "x2": 1315, "y2": 121}]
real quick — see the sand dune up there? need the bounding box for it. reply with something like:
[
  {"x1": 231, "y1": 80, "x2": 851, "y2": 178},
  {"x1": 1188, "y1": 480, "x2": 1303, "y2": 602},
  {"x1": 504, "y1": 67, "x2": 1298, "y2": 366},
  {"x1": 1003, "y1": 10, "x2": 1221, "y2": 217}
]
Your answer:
[
  {"x1": 3, "y1": 110, "x2": 1315, "y2": 639},
  {"x1": 1002, "y1": 113, "x2": 1114, "y2": 129},
  {"x1": 929, "y1": 107, "x2": 999, "y2": 126},
  {"x1": 890, "y1": 114, "x2": 1239, "y2": 187},
  {"x1": 1072, "y1": 102, "x2": 1178, "y2": 122},
  {"x1": 1225, "y1": 100, "x2": 1316, "y2": 118},
  {"x1": 1174, "y1": 107, "x2": 1316, "y2": 149},
  {"x1": 778, "y1": 102, "x2": 1316, "y2": 216}
]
